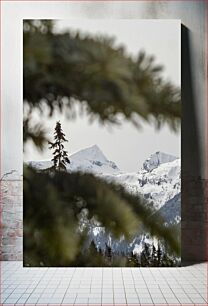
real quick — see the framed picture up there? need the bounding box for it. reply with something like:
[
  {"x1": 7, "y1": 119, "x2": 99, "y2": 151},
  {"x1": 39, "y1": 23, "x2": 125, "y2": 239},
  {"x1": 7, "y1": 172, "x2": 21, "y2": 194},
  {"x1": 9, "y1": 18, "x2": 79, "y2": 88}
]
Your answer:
[
  {"x1": 23, "y1": 19, "x2": 181, "y2": 267},
  {"x1": 1, "y1": 2, "x2": 207, "y2": 305}
]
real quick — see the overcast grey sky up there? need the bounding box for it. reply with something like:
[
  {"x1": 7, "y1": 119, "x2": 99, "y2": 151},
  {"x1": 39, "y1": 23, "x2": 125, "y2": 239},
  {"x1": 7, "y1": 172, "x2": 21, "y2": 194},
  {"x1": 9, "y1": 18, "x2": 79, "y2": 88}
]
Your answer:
[{"x1": 24, "y1": 19, "x2": 181, "y2": 172}]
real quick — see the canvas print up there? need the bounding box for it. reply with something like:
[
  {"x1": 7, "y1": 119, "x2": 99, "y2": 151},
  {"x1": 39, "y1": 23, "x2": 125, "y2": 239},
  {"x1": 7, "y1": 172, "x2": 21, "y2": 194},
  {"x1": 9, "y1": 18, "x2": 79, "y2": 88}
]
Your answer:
[{"x1": 23, "y1": 19, "x2": 181, "y2": 267}]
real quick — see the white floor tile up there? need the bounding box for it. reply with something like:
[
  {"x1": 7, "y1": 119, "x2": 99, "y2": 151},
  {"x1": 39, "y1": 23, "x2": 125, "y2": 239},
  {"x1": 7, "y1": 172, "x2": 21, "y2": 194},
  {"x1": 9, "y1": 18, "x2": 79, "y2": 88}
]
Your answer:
[
  {"x1": 1, "y1": 261, "x2": 208, "y2": 306},
  {"x1": 75, "y1": 298, "x2": 88, "y2": 304}
]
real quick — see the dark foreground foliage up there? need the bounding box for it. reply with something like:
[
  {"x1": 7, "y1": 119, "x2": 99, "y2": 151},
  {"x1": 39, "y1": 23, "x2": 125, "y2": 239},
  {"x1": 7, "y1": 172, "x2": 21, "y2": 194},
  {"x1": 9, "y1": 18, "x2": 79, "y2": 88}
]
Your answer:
[
  {"x1": 24, "y1": 20, "x2": 181, "y2": 149},
  {"x1": 24, "y1": 167, "x2": 180, "y2": 266}
]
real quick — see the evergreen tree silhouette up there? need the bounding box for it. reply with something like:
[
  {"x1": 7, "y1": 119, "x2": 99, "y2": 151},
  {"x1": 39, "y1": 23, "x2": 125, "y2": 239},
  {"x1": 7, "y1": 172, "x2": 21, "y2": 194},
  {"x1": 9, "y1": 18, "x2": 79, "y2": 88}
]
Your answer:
[
  {"x1": 127, "y1": 251, "x2": 139, "y2": 267},
  {"x1": 157, "y1": 242, "x2": 162, "y2": 266},
  {"x1": 49, "y1": 121, "x2": 70, "y2": 171},
  {"x1": 152, "y1": 244, "x2": 158, "y2": 266},
  {"x1": 140, "y1": 243, "x2": 151, "y2": 267},
  {"x1": 105, "y1": 243, "x2": 113, "y2": 264}
]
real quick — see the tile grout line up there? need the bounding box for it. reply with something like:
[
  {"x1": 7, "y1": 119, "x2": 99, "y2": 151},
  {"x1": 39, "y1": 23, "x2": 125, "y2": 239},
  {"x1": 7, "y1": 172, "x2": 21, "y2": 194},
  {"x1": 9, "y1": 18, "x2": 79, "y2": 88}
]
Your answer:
[
  {"x1": 130, "y1": 267, "x2": 141, "y2": 305},
  {"x1": 121, "y1": 268, "x2": 127, "y2": 305},
  {"x1": 62, "y1": 267, "x2": 77, "y2": 305}
]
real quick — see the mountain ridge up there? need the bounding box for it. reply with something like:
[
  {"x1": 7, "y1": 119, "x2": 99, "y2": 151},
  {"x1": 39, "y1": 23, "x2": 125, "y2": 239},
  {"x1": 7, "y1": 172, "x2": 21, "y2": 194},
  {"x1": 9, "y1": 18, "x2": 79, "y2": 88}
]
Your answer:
[
  {"x1": 142, "y1": 151, "x2": 178, "y2": 172},
  {"x1": 28, "y1": 145, "x2": 180, "y2": 212},
  {"x1": 27, "y1": 144, "x2": 181, "y2": 255}
]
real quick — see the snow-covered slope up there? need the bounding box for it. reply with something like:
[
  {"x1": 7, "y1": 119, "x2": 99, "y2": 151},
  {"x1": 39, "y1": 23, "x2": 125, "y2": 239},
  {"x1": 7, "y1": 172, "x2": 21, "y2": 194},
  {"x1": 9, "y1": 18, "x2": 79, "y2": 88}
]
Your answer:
[
  {"x1": 28, "y1": 146, "x2": 180, "y2": 214},
  {"x1": 28, "y1": 160, "x2": 52, "y2": 170},
  {"x1": 142, "y1": 151, "x2": 177, "y2": 172},
  {"x1": 28, "y1": 146, "x2": 181, "y2": 255},
  {"x1": 103, "y1": 153, "x2": 180, "y2": 210},
  {"x1": 28, "y1": 145, "x2": 121, "y2": 175},
  {"x1": 157, "y1": 193, "x2": 181, "y2": 224},
  {"x1": 69, "y1": 145, "x2": 121, "y2": 174}
]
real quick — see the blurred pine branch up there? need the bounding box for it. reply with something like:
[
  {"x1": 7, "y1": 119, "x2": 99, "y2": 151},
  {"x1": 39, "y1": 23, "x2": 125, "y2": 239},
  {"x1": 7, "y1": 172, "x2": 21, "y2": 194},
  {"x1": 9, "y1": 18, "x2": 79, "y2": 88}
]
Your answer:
[
  {"x1": 24, "y1": 20, "x2": 181, "y2": 148},
  {"x1": 24, "y1": 167, "x2": 180, "y2": 266}
]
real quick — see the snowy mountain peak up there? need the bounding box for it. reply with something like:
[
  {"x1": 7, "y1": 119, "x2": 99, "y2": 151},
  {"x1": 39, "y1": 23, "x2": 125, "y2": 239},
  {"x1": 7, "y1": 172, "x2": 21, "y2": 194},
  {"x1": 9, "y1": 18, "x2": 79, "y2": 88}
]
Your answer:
[
  {"x1": 142, "y1": 151, "x2": 178, "y2": 172},
  {"x1": 71, "y1": 145, "x2": 108, "y2": 163},
  {"x1": 27, "y1": 147, "x2": 181, "y2": 254},
  {"x1": 69, "y1": 145, "x2": 120, "y2": 174},
  {"x1": 27, "y1": 144, "x2": 120, "y2": 175}
]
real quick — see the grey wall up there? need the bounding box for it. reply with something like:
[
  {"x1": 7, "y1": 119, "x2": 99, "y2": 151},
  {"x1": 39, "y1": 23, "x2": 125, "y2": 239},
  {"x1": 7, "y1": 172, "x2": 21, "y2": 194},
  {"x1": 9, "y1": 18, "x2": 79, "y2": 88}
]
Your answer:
[{"x1": 0, "y1": 1, "x2": 207, "y2": 262}]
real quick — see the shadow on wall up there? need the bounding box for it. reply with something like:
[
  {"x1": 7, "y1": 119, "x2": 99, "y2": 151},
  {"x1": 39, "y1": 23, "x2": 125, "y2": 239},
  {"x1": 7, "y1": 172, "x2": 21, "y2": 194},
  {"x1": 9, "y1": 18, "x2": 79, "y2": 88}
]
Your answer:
[{"x1": 181, "y1": 25, "x2": 207, "y2": 264}]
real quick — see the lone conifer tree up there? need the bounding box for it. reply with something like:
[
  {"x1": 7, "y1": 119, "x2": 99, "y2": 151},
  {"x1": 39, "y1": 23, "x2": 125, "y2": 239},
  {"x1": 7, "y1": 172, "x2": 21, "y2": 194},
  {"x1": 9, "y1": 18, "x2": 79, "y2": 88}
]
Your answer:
[{"x1": 49, "y1": 121, "x2": 70, "y2": 171}]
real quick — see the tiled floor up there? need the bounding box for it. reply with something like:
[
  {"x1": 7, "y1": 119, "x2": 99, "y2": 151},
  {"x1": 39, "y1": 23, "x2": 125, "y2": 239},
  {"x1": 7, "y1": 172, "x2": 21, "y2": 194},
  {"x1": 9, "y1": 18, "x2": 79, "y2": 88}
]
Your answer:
[{"x1": 0, "y1": 261, "x2": 207, "y2": 305}]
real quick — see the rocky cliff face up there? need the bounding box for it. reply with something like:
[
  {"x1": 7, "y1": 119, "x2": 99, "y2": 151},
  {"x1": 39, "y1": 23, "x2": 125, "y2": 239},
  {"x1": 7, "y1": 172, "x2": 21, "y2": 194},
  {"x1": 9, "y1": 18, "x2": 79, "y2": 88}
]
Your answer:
[{"x1": 142, "y1": 151, "x2": 178, "y2": 172}]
